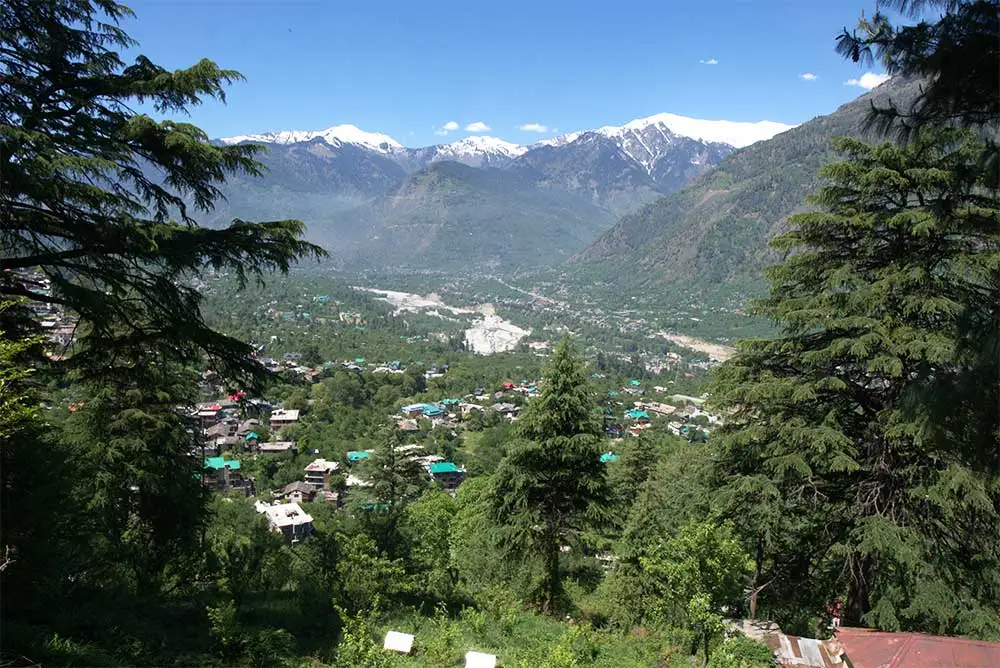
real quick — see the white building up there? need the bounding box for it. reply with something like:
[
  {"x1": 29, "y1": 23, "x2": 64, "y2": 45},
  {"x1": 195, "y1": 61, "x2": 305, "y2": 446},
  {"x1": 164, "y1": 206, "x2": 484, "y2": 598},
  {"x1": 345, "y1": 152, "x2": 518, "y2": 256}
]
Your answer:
[
  {"x1": 269, "y1": 408, "x2": 300, "y2": 430},
  {"x1": 262, "y1": 502, "x2": 313, "y2": 543}
]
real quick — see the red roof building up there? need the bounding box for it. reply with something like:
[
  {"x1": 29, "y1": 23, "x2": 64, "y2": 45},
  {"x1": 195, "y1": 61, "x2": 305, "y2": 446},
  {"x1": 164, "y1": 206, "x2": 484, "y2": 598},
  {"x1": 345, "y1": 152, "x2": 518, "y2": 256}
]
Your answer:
[{"x1": 835, "y1": 627, "x2": 1000, "y2": 668}]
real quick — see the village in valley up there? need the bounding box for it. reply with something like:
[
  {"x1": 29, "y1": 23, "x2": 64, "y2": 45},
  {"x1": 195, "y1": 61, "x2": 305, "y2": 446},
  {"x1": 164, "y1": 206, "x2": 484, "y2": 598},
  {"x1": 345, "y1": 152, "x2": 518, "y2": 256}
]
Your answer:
[{"x1": 194, "y1": 342, "x2": 725, "y2": 545}]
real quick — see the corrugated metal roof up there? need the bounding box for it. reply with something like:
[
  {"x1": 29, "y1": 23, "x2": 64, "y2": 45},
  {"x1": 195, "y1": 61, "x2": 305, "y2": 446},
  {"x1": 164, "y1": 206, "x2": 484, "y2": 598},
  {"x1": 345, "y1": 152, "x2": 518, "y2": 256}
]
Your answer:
[
  {"x1": 835, "y1": 627, "x2": 1000, "y2": 668},
  {"x1": 764, "y1": 632, "x2": 845, "y2": 667}
]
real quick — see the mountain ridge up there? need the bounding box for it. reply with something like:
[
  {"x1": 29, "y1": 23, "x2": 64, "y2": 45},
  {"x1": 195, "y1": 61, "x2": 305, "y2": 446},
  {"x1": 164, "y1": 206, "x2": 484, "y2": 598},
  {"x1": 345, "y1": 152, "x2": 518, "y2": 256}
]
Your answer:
[
  {"x1": 571, "y1": 77, "x2": 919, "y2": 292},
  {"x1": 219, "y1": 111, "x2": 796, "y2": 170}
]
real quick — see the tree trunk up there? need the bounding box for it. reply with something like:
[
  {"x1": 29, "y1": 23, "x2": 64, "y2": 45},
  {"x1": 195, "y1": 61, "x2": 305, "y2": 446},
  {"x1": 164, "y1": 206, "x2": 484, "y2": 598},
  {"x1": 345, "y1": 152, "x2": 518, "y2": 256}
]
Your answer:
[
  {"x1": 845, "y1": 553, "x2": 874, "y2": 626},
  {"x1": 543, "y1": 521, "x2": 559, "y2": 614}
]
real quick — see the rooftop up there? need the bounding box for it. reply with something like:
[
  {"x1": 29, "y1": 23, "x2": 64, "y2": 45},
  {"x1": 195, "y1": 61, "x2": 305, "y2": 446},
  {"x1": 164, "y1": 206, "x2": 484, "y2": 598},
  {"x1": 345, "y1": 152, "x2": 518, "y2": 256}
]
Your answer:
[
  {"x1": 264, "y1": 502, "x2": 313, "y2": 528},
  {"x1": 835, "y1": 627, "x2": 1000, "y2": 668},
  {"x1": 429, "y1": 461, "x2": 463, "y2": 475},
  {"x1": 304, "y1": 458, "x2": 339, "y2": 472},
  {"x1": 205, "y1": 456, "x2": 240, "y2": 471}
]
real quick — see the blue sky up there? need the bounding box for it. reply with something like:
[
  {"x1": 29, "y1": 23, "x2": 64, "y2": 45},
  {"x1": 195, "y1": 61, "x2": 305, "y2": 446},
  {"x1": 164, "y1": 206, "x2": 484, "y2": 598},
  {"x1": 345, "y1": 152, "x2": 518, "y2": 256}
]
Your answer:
[{"x1": 125, "y1": 0, "x2": 901, "y2": 146}]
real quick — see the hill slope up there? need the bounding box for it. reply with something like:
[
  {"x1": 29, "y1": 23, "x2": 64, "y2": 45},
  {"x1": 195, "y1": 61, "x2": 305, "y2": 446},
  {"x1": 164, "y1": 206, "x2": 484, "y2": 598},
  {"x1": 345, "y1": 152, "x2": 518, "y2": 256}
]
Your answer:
[
  {"x1": 304, "y1": 161, "x2": 617, "y2": 271},
  {"x1": 573, "y1": 78, "x2": 922, "y2": 291},
  {"x1": 208, "y1": 114, "x2": 766, "y2": 271}
]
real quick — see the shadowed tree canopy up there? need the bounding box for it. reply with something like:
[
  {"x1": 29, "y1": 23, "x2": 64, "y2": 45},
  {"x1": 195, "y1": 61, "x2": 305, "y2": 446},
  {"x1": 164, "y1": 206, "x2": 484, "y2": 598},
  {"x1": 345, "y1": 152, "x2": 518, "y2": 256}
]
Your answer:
[
  {"x1": 836, "y1": 1, "x2": 999, "y2": 143},
  {"x1": 0, "y1": 0, "x2": 325, "y2": 385},
  {"x1": 711, "y1": 128, "x2": 1000, "y2": 637}
]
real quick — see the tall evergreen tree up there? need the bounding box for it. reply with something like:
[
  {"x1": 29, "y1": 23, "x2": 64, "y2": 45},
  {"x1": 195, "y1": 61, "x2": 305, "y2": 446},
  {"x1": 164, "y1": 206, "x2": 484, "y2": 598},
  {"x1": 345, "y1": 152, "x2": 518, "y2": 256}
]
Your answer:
[
  {"x1": 64, "y1": 358, "x2": 205, "y2": 590},
  {"x1": 837, "y1": 0, "x2": 999, "y2": 137},
  {"x1": 0, "y1": 0, "x2": 324, "y2": 385},
  {"x1": 356, "y1": 427, "x2": 427, "y2": 559},
  {"x1": 711, "y1": 128, "x2": 1000, "y2": 637},
  {"x1": 488, "y1": 338, "x2": 610, "y2": 613}
]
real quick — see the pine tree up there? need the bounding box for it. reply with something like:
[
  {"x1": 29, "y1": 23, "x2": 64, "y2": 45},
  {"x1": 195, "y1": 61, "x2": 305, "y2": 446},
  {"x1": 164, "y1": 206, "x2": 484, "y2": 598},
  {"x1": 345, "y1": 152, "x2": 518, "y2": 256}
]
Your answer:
[
  {"x1": 835, "y1": 0, "x2": 1000, "y2": 198},
  {"x1": 488, "y1": 338, "x2": 610, "y2": 613},
  {"x1": 836, "y1": 1, "x2": 999, "y2": 138},
  {"x1": 711, "y1": 128, "x2": 1000, "y2": 636},
  {"x1": 356, "y1": 427, "x2": 427, "y2": 559},
  {"x1": 0, "y1": 0, "x2": 325, "y2": 385},
  {"x1": 64, "y1": 357, "x2": 206, "y2": 589}
]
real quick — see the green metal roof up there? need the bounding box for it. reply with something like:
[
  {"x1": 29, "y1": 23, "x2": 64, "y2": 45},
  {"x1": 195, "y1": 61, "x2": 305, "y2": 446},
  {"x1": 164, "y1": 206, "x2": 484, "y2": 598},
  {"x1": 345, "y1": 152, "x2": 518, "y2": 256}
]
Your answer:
[
  {"x1": 205, "y1": 457, "x2": 241, "y2": 471},
  {"x1": 347, "y1": 451, "x2": 371, "y2": 462},
  {"x1": 244, "y1": 432, "x2": 260, "y2": 441},
  {"x1": 429, "y1": 462, "x2": 461, "y2": 474},
  {"x1": 625, "y1": 409, "x2": 650, "y2": 420},
  {"x1": 600, "y1": 452, "x2": 619, "y2": 463},
  {"x1": 630, "y1": 379, "x2": 641, "y2": 386}
]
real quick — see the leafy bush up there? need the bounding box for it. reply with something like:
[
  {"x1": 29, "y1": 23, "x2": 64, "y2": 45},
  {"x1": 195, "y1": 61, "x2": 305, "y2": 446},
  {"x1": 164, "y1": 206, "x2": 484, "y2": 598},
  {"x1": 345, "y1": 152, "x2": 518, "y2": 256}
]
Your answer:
[{"x1": 708, "y1": 634, "x2": 775, "y2": 668}]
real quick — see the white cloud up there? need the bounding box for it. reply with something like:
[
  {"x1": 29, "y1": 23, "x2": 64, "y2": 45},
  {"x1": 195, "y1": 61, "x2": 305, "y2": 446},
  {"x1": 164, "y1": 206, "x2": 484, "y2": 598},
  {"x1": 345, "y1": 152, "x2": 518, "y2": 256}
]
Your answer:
[
  {"x1": 845, "y1": 72, "x2": 891, "y2": 90},
  {"x1": 800, "y1": 72, "x2": 818, "y2": 81},
  {"x1": 519, "y1": 123, "x2": 549, "y2": 133},
  {"x1": 699, "y1": 58, "x2": 719, "y2": 65},
  {"x1": 434, "y1": 120, "x2": 460, "y2": 136},
  {"x1": 465, "y1": 121, "x2": 491, "y2": 132}
]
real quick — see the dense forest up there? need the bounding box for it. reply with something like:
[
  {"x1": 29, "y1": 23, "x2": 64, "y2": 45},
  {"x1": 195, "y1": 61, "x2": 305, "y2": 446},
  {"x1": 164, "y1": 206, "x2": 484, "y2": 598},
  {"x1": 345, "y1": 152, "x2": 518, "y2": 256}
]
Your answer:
[{"x1": 1, "y1": 1, "x2": 998, "y2": 667}]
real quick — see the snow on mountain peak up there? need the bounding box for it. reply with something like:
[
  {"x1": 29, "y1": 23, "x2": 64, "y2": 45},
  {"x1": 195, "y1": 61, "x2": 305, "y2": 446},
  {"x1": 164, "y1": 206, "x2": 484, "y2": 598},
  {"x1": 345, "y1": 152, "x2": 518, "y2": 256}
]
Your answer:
[
  {"x1": 221, "y1": 124, "x2": 402, "y2": 153},
  {"x1": 538, "y1": 113, "x2": 795, "y2": 150},
  {"x1": 602, "y1": 113, "x2": 795, "y2": 148},
  {"x1": 440, "y1": 135, "x2": 527, "y2": 158}
]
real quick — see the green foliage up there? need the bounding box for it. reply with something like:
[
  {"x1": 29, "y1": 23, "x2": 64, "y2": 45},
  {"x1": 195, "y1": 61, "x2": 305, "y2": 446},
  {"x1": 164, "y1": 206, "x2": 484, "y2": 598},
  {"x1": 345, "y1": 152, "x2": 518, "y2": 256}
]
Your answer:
[
  {"x1": 355, "y1": 427, "x2": 428, "y2": 558},
  {"x1": 404, "y1": 488, "x2": 458, "y2": 600},
  {"x1": 208, "y1": 498, "x2": 286, "y2": 605},
  {"x1": 64, "y1": 360, "x2": 206, "y2": 589},
  {"x1": 0, "y1": 0, "x2": 324, "y2": 387},
  {"x1": 836, "y1": 0, "x2": 999, "y2": 145},
  {"x1": 640, "y1": 521, "x2": 753, "y2": 661},
  {"x1": 708, "y1": 635, "x2": 775, "y2": 668},
  {"x1": 711, "y1": 128, "x2": 1000, "y2": 637},
  {"x1": 335, "y1": 532, "x2": 409, "y2": 616},
  {"x1": 333, "y1": 606, "x2": 402, "y2": 668},
  {"x1": 207, "y1": 599, "x2": 242, "y2": 662},
  {"x1": 489, "y1": 338, "x2": 610, "y2": 613},
  {"x1": 0, "y1": 308, "x2": 42, "y2": 441}
]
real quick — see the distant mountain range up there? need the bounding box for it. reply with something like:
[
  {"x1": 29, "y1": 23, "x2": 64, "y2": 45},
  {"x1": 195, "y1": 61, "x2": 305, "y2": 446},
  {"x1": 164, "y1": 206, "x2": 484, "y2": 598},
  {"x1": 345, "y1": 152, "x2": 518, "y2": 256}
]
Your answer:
[
  {"x1": 572, "y1": 77, "x2": 917, "y2": 292},
  {"x1": 209, "y1": 114, "x2": 795, "y2": 269}
]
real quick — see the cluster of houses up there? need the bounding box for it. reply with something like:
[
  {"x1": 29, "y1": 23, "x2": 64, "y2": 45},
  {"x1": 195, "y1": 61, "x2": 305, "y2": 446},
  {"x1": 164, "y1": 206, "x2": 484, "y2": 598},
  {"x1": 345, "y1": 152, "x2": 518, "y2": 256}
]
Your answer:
[
  {"x1": 601, "y1": 382, "x2": 721, "y2": 440},
  {"x1": 196, "y1": 397, "x2": 301, "y2": 456},
  {"x1": 15, "y1": 271, "x2": 78, "y2": 353}
]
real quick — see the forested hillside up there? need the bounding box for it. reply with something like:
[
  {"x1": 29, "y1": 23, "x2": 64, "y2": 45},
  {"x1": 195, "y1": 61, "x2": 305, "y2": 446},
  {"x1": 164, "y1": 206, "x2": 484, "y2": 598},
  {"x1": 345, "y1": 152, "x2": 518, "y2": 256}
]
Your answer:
[{"x1": 573, "y1": 77, "x2": 922, "y2": 289}]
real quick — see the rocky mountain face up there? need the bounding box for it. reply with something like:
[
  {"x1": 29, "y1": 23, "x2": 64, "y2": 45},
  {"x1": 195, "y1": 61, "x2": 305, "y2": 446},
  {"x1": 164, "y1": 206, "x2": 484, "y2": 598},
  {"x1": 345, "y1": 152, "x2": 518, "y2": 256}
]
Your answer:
[
  {"x1": 212, "y1": 114, "x2": 791, "y2": 271},
  {"x1": 572, "y1": 77, "x2": 920, "y2": 291}
]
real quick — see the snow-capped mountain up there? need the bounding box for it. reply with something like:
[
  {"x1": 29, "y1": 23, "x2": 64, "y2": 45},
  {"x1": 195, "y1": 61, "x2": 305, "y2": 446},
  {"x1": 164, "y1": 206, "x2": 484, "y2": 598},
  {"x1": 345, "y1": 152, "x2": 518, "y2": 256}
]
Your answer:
[
  {"x1": 209, "y1": 112, "x2": 796, "y2": 271},
  {"x1": 406, "y1": 136, "x2": 528, "y2": 169},
  {"x1": 219, "y1": 112, "x2": 794, "y2": 174},
  {"x1": 220, "y1": 124, "x2": 403, "y2": 154},
  {"x1": 540, "y1": 113, "x2": 795, "y2": 150}
]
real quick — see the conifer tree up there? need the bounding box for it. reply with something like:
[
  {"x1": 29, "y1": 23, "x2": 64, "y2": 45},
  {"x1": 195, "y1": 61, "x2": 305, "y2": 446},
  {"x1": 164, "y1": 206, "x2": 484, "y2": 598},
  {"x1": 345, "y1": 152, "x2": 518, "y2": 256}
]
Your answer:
[
  {"x1": 711, "y1": 128, "x2": 1000, "y2": 636},
  {"x1": 356, "y1": 427, "x2": 427, "y2": 559},
  {"x1": 64, "y1": 358, "x2": 206, "y2": 588},
  {"x1": 488, "y1": 338, "x2": 609, "y2": 613},
  {"x1": 837, "y1": 0, "x2": 999, "y2": 137},
  {"x1": 0, "y1": 0, "x2": 325, "y2": 385}
]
